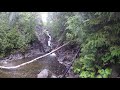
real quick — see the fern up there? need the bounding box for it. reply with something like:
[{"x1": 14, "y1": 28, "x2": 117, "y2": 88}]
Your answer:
[{"x1": 110, "y1": 46, "x2": 120, "y2": 57}]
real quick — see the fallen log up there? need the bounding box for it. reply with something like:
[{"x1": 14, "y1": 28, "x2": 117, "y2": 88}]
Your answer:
[{"x1": 0, "y1": 42, "x2": 70, "y2": 70}]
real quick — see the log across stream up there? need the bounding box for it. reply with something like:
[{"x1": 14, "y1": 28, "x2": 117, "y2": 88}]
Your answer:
[
  {"x1": 0, "y1": 54, "x2": 66, "y2": 78},
  {"x1": 0, "y1": 42, "x2": 70, "y2": 78}
]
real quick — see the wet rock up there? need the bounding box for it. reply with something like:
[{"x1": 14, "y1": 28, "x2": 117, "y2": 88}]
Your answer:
[
  {"x1": 37, "y1": 69, "x2": 58, "y2": 78},
  {"x1": 37, "y1": 69, "x2": 49, "y2": 78},
  {"x1": 51, "y1": 75, "x2": 57, "y2": 78},
  {"x1": 111, "y1": 64, "x2": 120, "y2": 78},
  {"x1": 50, "y1": 53, "x2": 57, "y2": 57},
  {"x1": 57, "y1": 75, "x2": 63, "y2": 78},
  {"x1": 25, "y1": 49, "x2": 43, "y2": 58},
  {"x1": 8, "y1": 53, "x2": 23, "y2": 60},
  {"x1": 3, "y1": 61, "x2": 8, "y2": 64},
  {"x1": 44, "y1": 47, "x2": 51, "y2": 53},
  {"x1": 1, "y1": 60, "x2": 8, "y2": 64}
]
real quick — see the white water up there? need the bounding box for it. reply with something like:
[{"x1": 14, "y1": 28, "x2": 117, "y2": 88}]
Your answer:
[
  {"x1": 45, "y1": 30, "x2": 57, "y2": 56},
  {"x1": 46, "y1": 30, "x2": 51, "y2": 47}
]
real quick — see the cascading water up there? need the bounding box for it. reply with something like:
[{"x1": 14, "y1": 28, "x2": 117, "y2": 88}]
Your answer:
[{"x1": 45, "y1": 30, "x2": 56, "y2": 57}]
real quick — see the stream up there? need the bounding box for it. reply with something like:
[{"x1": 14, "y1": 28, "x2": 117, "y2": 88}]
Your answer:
[
  {"x1": 0, "y1": 29, "x2": 67, "y2": 78},
  {"x1": 0, "y1": 25, "x2": 77, "y2": 78},
  {"x1": 0, "y1": 54, "x2": 66, "y2": 78}
]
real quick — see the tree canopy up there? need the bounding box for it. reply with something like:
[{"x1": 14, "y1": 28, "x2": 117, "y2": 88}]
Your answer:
[
  {"x1": 0, "y1": 12, "x2": 41, "y2": 57},
  {"x1": 46, "y1": 12, "x2": 120, "y2": 78},
  {"x1": 0, "y1": 12, "x2": 120, "y2": 78}
]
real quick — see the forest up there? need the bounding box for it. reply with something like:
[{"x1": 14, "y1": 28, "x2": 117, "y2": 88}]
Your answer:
[{"x1": 0, "y1": 12, "x2": 119, "y2": 78}]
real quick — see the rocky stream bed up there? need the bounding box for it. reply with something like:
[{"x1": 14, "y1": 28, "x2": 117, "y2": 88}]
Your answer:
[{"x1": 0, "y1": 40, "x2": 79, "y2": 78}]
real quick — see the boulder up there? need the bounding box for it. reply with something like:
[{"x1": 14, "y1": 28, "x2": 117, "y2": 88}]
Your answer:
[
  {"x1": 37, "y1": 69, "x2": 57, "y2": 78},
  {"x1": 51, "y1": 75, "x2": 57, "y2": 78},
  {"x1": 50, "y1": 53, "x2": 56, "y2": 57},
  {"x1": 37, "y1": 69, "x2": 49, "y2": 78}
]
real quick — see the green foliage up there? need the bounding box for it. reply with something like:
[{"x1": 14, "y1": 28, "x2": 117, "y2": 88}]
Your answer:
[
  {"x1": 45, "y1": 12, "x2": 120, "y2": 78},
  {"x1": 79, "y1": 71, "x2": 95, "y2": 78},
  {"x1": 97, "y1": 68, "x2": 112, "y2": 78},
  {"x1": 0, "y1": 12, "x2": 37, "y2": 57},
  {"x1": 69, "y1": 12, "x2": 120, "y2": 78},
  {"x1": 65, "y1": 15, "x2": 86, "y2": 43},
  {"x1": 66, "y1": 32, "x2": 74, "y2": 40},
  {"x1": 110, "y1": 46, "x2": 120, "y2": 57},
  {"x1": 47, "y1": 12, "x2": 74, "y2": 42}
]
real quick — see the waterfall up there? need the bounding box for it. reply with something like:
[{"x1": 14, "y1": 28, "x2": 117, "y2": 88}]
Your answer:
[
  {"x1": 35, "y1": 25, "x2": 56, "y2": 56},
  {"x1": 46, "y1": 30, "x2": 51, "y2": 47},
  {"x1": 45, "y1": 30, "x2": 56, "y2": 57}
]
